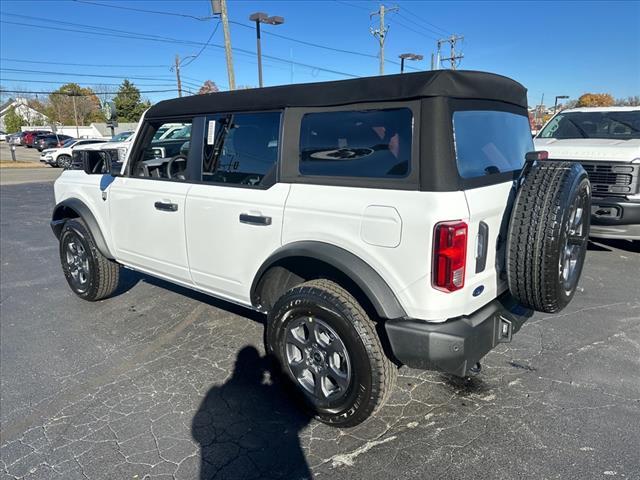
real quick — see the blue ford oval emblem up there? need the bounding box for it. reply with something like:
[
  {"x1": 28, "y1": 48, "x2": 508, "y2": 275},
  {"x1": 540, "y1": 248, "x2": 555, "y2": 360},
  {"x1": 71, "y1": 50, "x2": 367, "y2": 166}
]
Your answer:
[{"x1": 473, "y1": 285, "x2": 484, "y2": 297}]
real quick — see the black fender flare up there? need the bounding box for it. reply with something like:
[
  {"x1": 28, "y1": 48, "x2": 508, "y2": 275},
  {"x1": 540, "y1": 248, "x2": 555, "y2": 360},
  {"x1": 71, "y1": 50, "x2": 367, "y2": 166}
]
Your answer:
[
  {"x1": 51, "y1": 198, "x2": 115, "y2": 259},
  {"x1": 251, "y1": 241, "x2": 407, "y2": 320}
]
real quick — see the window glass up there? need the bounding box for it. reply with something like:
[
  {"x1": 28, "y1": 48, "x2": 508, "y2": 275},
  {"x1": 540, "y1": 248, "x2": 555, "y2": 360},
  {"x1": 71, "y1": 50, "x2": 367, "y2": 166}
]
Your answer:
[
  {"x1": 299, "y1": 108, "x2": 413, "y2": 178},
  {"x1": 130, "y1": 121, "x2": 192, "y2": 181},
  {"x1": 453, "y1": 110, "x2": 533, "y2": 178},
  {"x1": 538, "y1": 110, "x2": 640, "y2": 140},
  {"x1": 109, "y1": 131, "x2": 134, "y2": 142},
  {"x1": 202, "y1": 112, "x2": 280, "y2": 187}
]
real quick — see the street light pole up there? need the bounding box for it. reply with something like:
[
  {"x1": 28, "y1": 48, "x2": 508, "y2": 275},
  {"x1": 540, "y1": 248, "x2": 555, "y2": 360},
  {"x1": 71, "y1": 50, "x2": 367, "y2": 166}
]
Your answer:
[
  {"x1": 399, "y1": 53, "x2": 423, "y2": 73},
  {"x1": 249, "y1": 12, "x2": 284, "y2": 88},
  {"x1": 255, "y1": 17, "x2": 263, "y2": 88},
  {"x1": 554, "y1": 95, "x2": 569, "y2": 114}
]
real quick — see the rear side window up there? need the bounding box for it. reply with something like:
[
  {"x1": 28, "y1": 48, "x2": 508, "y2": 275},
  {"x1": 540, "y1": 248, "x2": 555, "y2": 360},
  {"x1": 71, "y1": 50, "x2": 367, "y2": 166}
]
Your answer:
[
  {"x1": 453, "y1": 110, "x2": 533, "y2": 178},
  {"x1": 299, "y1": 108, "x2": 413, "y2": 178}
]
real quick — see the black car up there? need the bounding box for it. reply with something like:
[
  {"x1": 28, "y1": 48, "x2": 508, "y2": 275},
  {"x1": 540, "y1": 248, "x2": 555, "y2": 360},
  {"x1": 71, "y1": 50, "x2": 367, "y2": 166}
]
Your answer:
[{"x1": 36, "y1": 134, "x2": 73, "y2": 151}]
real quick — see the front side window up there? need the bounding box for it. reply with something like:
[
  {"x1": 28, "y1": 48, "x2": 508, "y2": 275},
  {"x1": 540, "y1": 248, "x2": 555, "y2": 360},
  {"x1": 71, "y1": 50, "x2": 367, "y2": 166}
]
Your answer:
[
  {"x1": 130, "y1": 120, "x2": 192, "y2": 181},
  {"x1": 453, "y1": 110, "x2": 533, "y2": 178},
  {"x1": 299, "y1": 108, "x2": 413, "y2": 178},
  {"x1": 202, "y1": 112, "x2": 280, "y2": 187},
  {"x1": 539, "y1": 110, "x2": 640, "y2": 140}
]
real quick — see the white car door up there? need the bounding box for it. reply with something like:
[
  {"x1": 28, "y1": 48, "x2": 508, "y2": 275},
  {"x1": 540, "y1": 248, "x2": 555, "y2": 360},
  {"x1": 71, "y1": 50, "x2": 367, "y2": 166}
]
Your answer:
[
  {"x1": 185, "y1": 112, "x2": 288, "y2": 304},
  {"x1": 108, "y1": 120, "x2": 194, "y2": 284}
]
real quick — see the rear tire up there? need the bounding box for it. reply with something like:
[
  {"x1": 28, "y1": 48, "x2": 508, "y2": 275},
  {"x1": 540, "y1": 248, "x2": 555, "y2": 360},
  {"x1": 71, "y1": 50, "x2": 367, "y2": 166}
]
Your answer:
[
  {"x1": 507, "y1": 161, "x2": 591, "y2": 313},
  {"x1": 59, "y1": 218, "x2": 120, "y2": 301},
  {"x1": 266, "y1": 279, "x2": 396, "y2": 427}
]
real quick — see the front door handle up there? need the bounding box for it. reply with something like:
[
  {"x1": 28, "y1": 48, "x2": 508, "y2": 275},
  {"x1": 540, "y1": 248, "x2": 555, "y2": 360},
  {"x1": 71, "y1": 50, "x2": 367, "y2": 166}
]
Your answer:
[
  {"x1": 154, "y1": 201, "x2": 178, "y2": 212},
  {"x1": 239, "y1": 213, "x2": 272, "y2": 225}
]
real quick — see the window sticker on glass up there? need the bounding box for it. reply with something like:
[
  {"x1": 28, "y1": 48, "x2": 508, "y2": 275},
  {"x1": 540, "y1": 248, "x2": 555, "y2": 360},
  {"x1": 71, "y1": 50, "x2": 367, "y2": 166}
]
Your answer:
[{"x1": 207, "y1": 120, "x2": 217, "y2": 145}]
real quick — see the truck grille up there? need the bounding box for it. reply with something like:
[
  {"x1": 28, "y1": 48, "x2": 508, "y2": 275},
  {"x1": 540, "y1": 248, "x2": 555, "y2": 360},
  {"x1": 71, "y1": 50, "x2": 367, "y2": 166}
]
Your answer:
[{"x1": 576, "y1": 161, "x2": 639, "y2": 196}]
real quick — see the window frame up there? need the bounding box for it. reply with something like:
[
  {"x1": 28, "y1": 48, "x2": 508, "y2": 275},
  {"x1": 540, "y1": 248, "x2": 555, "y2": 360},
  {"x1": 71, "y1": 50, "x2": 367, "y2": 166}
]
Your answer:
[
  {"x1": 124, "y1": 114, "x2": 201, "y2": 183},
  {"x1": 280, "y1": 101, "x2": 421, "y2": 191}
]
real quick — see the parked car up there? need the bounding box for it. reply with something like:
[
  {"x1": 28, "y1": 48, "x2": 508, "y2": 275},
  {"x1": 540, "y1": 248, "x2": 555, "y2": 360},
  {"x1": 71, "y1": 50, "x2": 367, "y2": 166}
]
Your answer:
[
  {"x1": 0, "y1": 130, "x2": 6, "y2": 141},
  {"x1": 535, "y1": 106, "x2": 640, "y2": 241},
  {"x1": 22, "y1": 130, "x2": 52, "y2": 148},
  {"x1": 5, "y1": 132, "x2": 20, "y2": 143},
  {"x1": 40, "y1": 138, "x2": 106, "y2": 168},
  {"x1": 51, "y1": 70, "x2": 591, "y2": 427},
  {"x1": 10, "y1": 132, "x2": 26, "y2": 145},
  {"x1": 36, "y1": 134, "x2": 74, "y2": 152}
]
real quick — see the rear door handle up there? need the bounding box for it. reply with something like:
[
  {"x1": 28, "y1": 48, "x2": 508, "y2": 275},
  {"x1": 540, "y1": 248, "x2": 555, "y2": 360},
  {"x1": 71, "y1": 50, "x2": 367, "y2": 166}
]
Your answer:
[
  {"x1": 154, "y1": 201, "x2": 178, "y2": 212},
  {"x1": 239, "y1": 213, "x2": 272, "y2": 225}
]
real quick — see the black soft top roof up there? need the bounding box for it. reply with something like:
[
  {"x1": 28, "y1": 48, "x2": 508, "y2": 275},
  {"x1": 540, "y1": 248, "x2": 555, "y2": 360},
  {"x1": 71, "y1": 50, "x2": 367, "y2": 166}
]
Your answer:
[{"x1": 146, "y1": 70, "x2": 527, "y2": 119}]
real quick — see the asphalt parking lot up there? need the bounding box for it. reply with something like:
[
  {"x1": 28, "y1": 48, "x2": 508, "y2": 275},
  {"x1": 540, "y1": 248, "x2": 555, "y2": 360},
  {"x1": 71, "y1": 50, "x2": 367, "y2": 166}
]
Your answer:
[
  {"x1": 1, "y1": 180, "x2": 639, "y2": 480},
  {"x1": 0, "y1": 143, "x2": 44, "y2": 164}
]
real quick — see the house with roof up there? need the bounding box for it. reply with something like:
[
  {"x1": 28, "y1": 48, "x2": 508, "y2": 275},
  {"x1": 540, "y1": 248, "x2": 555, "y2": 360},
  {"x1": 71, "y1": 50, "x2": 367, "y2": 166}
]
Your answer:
[{"x1": 0, "y1": 97, "x2": 49, "y2": 132}]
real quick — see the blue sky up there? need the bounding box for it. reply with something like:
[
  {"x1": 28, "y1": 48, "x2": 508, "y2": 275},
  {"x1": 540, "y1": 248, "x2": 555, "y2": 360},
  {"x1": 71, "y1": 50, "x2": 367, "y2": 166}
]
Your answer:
[{"x1": 1, "y1": 0, "x2": 638, "y2": 107}]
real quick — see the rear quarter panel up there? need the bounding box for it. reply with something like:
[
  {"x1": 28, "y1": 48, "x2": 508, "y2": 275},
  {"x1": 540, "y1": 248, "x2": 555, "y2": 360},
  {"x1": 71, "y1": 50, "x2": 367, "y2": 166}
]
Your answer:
[{"x1": 282, "y1": 184, "x2": 481, "y2": 321}]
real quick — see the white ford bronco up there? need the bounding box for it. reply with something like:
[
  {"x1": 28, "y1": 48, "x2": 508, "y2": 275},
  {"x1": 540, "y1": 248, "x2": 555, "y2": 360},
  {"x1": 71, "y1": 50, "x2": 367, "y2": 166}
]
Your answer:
[
  {"x1": 51, "y1": 71, "x2": 591, "y2": 427},
  {"x1": 535, "y1": 106, "x2": 640, "y2": 241}
]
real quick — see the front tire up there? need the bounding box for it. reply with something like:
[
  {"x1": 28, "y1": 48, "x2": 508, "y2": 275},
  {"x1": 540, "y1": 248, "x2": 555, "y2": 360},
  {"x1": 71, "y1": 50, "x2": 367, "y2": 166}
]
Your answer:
[
  {"x1": 59, "y1": 218, "x2": 120, "y2": 301},
  {"x1": 56, "y1": 155, "x2": 72, "y2": 169},
  {"x1": 266, "y1": 279, "x2": 396, "y2": 427}
]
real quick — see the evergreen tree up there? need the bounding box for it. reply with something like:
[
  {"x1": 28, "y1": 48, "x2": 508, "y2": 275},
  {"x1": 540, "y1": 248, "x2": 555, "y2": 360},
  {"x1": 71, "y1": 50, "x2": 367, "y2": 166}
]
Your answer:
[{"x1": 113, "y1": 80, "x2": 151, "y2": 122}]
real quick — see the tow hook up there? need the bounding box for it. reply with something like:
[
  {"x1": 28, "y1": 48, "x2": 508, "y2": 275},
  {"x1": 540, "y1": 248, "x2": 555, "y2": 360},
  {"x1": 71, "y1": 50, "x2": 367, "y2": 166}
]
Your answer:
[
  {"x1": 497, "y1": 315, "x2": 513, "y2": 343},
  {"x1": 468, "y1": 362, "x2": 482, "y2": 376}
]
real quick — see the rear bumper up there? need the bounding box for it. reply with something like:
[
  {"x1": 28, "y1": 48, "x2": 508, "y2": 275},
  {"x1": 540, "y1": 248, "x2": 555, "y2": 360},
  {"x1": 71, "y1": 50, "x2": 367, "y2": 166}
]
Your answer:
[
  {"x1": 385, "y1": 293, "x2": 533, "y2": 377},
  {"x1": 590, "y1": 196, "x2": 640, "y2": 240}
]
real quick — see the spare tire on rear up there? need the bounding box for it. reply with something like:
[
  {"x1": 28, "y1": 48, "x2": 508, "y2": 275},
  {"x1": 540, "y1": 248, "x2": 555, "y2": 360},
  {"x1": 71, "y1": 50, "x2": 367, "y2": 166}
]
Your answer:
[{"x1": 507, "y1": 161, "x2": 591, "y2": 313}]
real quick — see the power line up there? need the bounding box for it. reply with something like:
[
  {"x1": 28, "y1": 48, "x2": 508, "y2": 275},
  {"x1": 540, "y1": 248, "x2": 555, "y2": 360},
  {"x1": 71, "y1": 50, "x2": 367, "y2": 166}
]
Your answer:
[
  {"x1": 398, "y1": 3, "x2": 451, "y2": 36},
  {"x1": 71, "y1": 0, "x2": 213, "y2": 21},
  {"x1": 0, "y1": 57, "x2": 169, "y2": 69},
  {"x1": 0, "y1": 89, "x2": 177, "y2": 95},
  {"x1": 0, "y1": 78, "x2": 177, "y2": 87},
  {"x1": 0, "y1": 16, "x2": 360, "y2": 79},
  {"x1": 64, "y1": 1, "x2": 415, "y2": 71},
  {"x1": 395, "y1": 12, "x2": 444, "y2": 39},
  {"x1": 181, "y1": 20, "x2": 220, "y2": 68},
  {"x1": 0, "y1": 67, "x2": 176, "y2": 81},
  {"x1": 386, "y1": 16, "x2": 439, "y2": 41}
]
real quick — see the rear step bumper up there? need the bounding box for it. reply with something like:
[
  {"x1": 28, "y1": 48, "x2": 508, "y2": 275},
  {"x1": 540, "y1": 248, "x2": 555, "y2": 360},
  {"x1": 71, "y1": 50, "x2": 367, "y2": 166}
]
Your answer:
[{"x1": 384, "y1": 293, "x2": 533, "y2": 377}]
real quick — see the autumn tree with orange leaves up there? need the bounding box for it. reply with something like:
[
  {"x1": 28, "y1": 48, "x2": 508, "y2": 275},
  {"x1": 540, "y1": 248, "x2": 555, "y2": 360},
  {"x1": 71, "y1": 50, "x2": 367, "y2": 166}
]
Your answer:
[{"x1": 576, "y1": 93, "x2": 615, "y2": 108}]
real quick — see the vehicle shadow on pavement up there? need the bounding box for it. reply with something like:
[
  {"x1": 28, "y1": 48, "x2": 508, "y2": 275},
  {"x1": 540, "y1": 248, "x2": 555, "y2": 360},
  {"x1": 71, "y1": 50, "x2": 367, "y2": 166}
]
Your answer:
[
  {"x1": 588, "y1": 238, "x2": 639, "y2": 253},
  {"x1": 192, "y1": 346, "x2": 313, "y2": 480},
  {"x1": 113, "y1": 269, "x2": 266, "y2": 324}
]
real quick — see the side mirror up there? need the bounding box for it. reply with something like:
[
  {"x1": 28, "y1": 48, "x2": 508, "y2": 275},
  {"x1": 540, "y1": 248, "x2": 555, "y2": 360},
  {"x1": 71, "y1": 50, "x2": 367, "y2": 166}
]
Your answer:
[{"x1": 81, "y1": 149, "x2": 121, "y2": 175}]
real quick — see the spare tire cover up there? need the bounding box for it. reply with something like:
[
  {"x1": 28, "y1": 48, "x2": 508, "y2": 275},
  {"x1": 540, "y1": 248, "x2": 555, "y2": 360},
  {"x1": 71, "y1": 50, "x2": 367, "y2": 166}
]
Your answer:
[{"x1": 507, "y1": 161, "x2": 591, "y2": 313}]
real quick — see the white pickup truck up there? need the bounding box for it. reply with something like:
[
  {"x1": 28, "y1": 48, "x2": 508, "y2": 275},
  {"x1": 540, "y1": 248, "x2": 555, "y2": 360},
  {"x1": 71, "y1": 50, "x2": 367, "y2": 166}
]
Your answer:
[{"x1": 535, "y1": 106, "x2": 640, "y2": 241}]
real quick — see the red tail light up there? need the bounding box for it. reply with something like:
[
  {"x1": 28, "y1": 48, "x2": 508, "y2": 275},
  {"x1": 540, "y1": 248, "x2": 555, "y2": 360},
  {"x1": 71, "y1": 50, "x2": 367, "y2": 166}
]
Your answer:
[{"x1": 432, "y1": 221, "x2": 468, "y2": 292}]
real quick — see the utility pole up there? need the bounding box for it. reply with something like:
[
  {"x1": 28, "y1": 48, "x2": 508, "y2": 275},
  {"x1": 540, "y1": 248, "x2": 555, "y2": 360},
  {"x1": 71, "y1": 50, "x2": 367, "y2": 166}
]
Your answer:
[
  {"x1": 437, "y1": 34, "x2": 464, "y2": 70},
  {"x1": 370, "y1": 4, "x2": 398, "y2": 75},
  {"x1": 174, "y1": 54, "x2": 183, "y2": 97},
  {"x1": 71, "y1": 94, "x2": 79, "y2": 138},
  {"x1": 211, "y1": 0, "x2": 236, "y2": 90}
]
